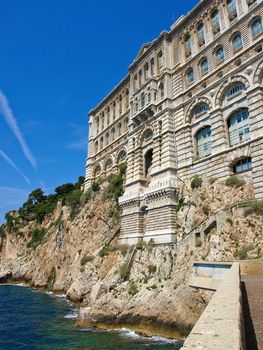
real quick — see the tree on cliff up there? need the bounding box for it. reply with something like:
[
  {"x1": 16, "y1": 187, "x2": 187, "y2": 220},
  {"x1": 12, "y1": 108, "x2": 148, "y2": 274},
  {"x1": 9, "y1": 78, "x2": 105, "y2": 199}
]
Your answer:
[{"x1": 28, "y1": 188, "x2": 45, "y2": 204}]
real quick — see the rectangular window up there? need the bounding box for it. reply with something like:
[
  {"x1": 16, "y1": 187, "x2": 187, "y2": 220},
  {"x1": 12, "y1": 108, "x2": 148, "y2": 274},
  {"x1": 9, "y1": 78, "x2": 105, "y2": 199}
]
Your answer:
[
  {"x1": 233, "y1": 158, "x2": 252, "y2": 173},
  {"x1": 228, "y1": 0, "x2": 236, "y2": 13}
]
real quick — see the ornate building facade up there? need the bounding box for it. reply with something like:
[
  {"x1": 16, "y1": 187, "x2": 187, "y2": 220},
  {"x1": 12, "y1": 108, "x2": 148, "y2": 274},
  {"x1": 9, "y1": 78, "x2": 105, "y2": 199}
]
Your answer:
[{"x1": 85, "y1": 0, "x2": 263, "y2": 244}]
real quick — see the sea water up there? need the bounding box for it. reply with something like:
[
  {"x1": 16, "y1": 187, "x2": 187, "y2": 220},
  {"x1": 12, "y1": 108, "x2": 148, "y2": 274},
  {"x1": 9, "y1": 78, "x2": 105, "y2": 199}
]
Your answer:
[{"x1": 0, "y1": 285, "x2": 183, "y2": 349}]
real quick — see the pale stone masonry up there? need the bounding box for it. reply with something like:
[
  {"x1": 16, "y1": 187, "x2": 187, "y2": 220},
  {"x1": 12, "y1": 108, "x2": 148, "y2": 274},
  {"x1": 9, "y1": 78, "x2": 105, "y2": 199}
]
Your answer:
[{"x1": 85, "y1": 0, "x2": 263, "y2": 244}]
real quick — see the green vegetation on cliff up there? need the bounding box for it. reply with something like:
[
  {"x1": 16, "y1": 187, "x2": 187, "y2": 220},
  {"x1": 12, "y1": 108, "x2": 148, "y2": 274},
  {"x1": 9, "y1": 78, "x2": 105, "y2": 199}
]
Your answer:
[{"x1": 0, "y1": 164, "x2": 127, "y2": 246}]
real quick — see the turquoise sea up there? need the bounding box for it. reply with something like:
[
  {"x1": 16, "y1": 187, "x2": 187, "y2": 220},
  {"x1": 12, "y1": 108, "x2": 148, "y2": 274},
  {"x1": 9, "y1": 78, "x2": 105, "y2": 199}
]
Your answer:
[{"x1": 0, "y1": 285, "x2": 183, "y2": 349}]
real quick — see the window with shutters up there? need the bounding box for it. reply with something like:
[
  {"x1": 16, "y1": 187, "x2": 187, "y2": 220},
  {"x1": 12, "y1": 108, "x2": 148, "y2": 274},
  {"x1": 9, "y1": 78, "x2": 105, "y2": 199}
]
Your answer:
[
  {"x1": 228, "y1": 109, "x2": 250, "y2": 147},
  {"x1": 196, "y1": 127, "x2": 212, "y2": 158}
]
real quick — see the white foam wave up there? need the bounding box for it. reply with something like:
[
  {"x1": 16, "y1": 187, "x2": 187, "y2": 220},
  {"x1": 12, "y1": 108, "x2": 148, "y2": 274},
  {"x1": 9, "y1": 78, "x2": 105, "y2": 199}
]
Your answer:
[
  {"x1": 118, "y1": 328, "x2": 140, "y2": 339},
  {"x1": 56, "y1": 294, "x2": 66, "y2": 298},
  {"x1": 64, "y1": 310, "x2": 78, "y2": 319},
  {"x1": 78, "y1": 326, "x2": 182, "y2": 344},
  {"x1": 1, "y1": 283, "x2": 26, "y2": 287},
  {"x1": 117, "y1": 328, "x2": 180, "y2": 344},
  {"x1": 149, "y1": 335, "x2": 180, "y2": 344}
]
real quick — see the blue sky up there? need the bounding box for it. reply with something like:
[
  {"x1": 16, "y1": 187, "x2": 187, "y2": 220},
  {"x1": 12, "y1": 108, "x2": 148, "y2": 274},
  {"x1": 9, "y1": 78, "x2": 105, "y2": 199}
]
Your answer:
[{"x1": 0, "y1": 0, "x2": 197, "y2": 223}]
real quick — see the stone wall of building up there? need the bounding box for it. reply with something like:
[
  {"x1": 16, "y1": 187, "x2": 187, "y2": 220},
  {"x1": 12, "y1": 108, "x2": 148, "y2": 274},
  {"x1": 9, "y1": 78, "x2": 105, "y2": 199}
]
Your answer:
[{"x1": 85, "y1": 0, "x2": 263, "y2": 244}]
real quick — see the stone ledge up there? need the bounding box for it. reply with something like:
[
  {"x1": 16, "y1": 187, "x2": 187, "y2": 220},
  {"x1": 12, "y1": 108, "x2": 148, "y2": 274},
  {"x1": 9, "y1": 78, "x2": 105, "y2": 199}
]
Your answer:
[{"x1": 182, "y1": 263, "x2": 244, "y2": 350}]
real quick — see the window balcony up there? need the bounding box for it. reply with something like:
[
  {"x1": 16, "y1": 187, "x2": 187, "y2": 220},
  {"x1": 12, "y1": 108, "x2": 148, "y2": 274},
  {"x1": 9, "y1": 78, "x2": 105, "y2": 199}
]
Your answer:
[
  {"x1": 228, "y1": 9, "x2": 237, "y2": 21},
  {"x1": 132, "y1": 102, "x2": 157, "y2": 128},
  {"x1": 198, "y1": 37, "x2": 205, "y2": 47},
  {"x1": 212, "y1": 24, "x2": 220, "y2": 35},
  {"x1": 185, "y1": 47, "x2": 192, "y2": 58}
]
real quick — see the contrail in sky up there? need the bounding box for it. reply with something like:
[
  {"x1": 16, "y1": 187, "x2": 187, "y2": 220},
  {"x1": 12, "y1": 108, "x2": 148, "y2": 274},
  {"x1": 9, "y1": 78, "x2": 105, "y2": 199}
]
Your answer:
[
  {"x1": 0, "y1": 150, "x2": 31, "y2": 185},
  {"x1": 0, "y1": 90, "x2": 37, "y2": 170}
]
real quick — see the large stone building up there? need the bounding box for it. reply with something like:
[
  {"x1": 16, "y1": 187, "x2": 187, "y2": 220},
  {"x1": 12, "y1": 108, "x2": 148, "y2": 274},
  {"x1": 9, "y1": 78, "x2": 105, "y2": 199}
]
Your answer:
[{"x1": 85, "y1": 0, "x2": 263, "y2": 244}]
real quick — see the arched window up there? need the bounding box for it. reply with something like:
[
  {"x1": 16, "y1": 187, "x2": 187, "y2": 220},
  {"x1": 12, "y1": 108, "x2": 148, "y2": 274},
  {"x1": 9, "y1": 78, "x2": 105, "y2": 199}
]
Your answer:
[
  {"x1": 251, "y1": 18, "x2": 263, "y2": 38},
  {"x1": 227, "y1": 0, "x2": 237, "y2": 19},
  {"x1": 107, "y1": 107, "x2": 110, "y2": 125},
  {"x1": 148, "y1": 93, "x2": 151, "y2": 103},
  {"x1": 185, "y1": 34, "x2": 192, "y2": 57},
  {"x1": 200, "y1": 58, "x2": 209, "y2": 75},
  {"x1": 96, "y1": 118, "x2": 99, "y2": 135},
  {"x1": 215, "y1": 46, "x2": 225, "y2": 64},
  {"x1": 196, "y1": 127, "x2": 212, "y2": 158},
  {"x1": 144, "y1": 63, "x2": 149, "y2": 80},
  {"x1": 124, "y1": 117, "x2": 129, "y2": 129},
  {"x1": 100, "y1": 136, "x2": 104, "y2": 150},
  {"x1": 111, "y1": 127, "x2": 115, "y2": 141},
  {"x1": 197, "y1": 23, "x2": 205, "y2": 46},
  {"x1": 105, "y1": 158, "x2": 113, "y2": 171},
  {"x1": 140, "y1": 93, "x2": 145, "y2": 108},
  {"x1": 159, "y1": 83, "x2": 165, "y2": 98},
  {"x1": 232, "y1": 32, "x2": 243, "y2": 52},
  {"x1": 125, "y1": 89, "x2": 129, "y2": 110},
  {"x1": 117, "y1": 150, "x2": 127, "y2": 163},
  {"x1": 144, "y1": 129, "x2": 153, "y2": 142},
  {"x1": 211, "y1": 9, "x2": 220, "y2": 34},
  {"x1": 117, "y1": 122, "x2": 122, "y2": 136},
  {"x1": 186, "y1": 68, "x2": 194, "y2": 85},
  {"x1": 113, "y1": 101, "x2": 116, "y2": 119},
  {"x1": 193, "y1": 103, "x2": 209, "y2": 117},
  {"x1": 94, "y1": 165, "x2": 101, "y2": 177},
  {"x1": 144, "y1": 149, "x2": 153, "y2": 178},
  {"x1": 119, "y1": 95, "x2": 122, "y2": 115},
  {"x1": 228, "y1": 108, "x2": 250, "y2": 146},
  {"x1": 101, "y1": 113, "x2": 104, "y2": 130},
  {"x1": 225, "y1": 83, "x2": 245, "y2": 99},
  {"x1": 133, "y1": 75, "x2": 138, "y2": 91},
  {"x1": 158, "y1": 51, "x2": 163, "y2": 70},
  {"x1": 139, "y1": 70, "x2": 142, "y2": 85},
  {"x1": 150, "y1": 58, "x2": 155, "y2": 75},
  {"x1": 105, "y1": 132, "x2": 109, "y2": 145},
  {"x1": 94, "y1": 141, "x2": 98, "y2": 153},
  {"x1": 233, "y1": 157, "x2": 252, "y2": 174}
]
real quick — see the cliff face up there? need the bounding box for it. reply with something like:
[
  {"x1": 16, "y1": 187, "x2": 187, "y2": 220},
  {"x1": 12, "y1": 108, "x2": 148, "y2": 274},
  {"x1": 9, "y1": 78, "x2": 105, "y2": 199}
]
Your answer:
[{"x1": 0, "y1": 177, "x2": 262, "y2": 338}]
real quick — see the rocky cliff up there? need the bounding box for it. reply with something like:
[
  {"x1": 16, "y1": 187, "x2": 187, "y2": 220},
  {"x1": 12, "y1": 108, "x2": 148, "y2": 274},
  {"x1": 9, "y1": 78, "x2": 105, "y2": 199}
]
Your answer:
[{"x1": 0, "y1": 174, "x2": 262, "y2": 338}]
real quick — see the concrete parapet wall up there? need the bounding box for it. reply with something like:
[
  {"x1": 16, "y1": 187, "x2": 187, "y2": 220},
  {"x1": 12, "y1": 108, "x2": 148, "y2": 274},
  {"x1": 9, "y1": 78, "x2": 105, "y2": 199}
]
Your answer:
[
  {"x1": 189, "y1": 262, "x2": 232, "y2": 291},
  {"x1": 182, "y1": 263, "x2": 244, "y2": 350}
]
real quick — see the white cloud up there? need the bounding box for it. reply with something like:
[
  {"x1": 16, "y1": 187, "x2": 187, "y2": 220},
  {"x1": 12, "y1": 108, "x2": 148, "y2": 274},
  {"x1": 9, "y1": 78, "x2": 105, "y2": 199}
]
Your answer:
[
  {"x1": 67, "y1": 138, "x2": 87, "y2": 150},
  {"x1": 67, "y1": 122, "x2": 87, "y2": 151},
  {"x1": 0, "y1": 186, "x2": 29, "y2": 210},
  {"x1": 39, "y1": 180, "x2": 48, "y2": 193},
  {"x1": 0, "y1": 90, "x2": 37, "y2": 169},
  {"x1": 0, "y1": 150, "x2": 31, "y2": 185}
]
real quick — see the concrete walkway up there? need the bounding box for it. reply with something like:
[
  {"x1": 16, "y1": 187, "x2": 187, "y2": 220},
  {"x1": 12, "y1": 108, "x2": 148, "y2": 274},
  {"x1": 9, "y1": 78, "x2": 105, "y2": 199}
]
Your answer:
[{"x1": 242, "y1": 275, "x2": 263, "y2": 350}]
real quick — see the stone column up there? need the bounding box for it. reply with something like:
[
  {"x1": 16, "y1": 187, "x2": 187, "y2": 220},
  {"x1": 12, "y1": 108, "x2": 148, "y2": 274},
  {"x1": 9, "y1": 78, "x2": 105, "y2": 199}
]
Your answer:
[
  {"x1": 152, "y1": 111, "x2": 177, "y2": 175},
  {"x1": 247, "y1": 87, "x2": 263, "y2": 139},
  {"x1": 236, "y1": 0, "x2": 246, "y2": 16},
  {"x1": 204, "y1": 16, "x2": 214, "y2": 45},
  {"x1": 251, "y1": 138, "x2": 263, "y2": 199},
  {"x1": 219, "y1": 2, "x2": 228, "y2": 32},
  {"x1": 247, "y1": 86, "x2": 263, "y2": 198},
  {"x1": 210, "y1": 109, "x2": 228, "y2": 154},
  {"x1": 176, "y1": 125, "x2": 194, "y2": 169},
  {"x1": 125, "y1": 136, "x2": 136, "y2": 185},
  {"x1": 85, "y1": 115, "x2": 94, "y2": 190}
]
